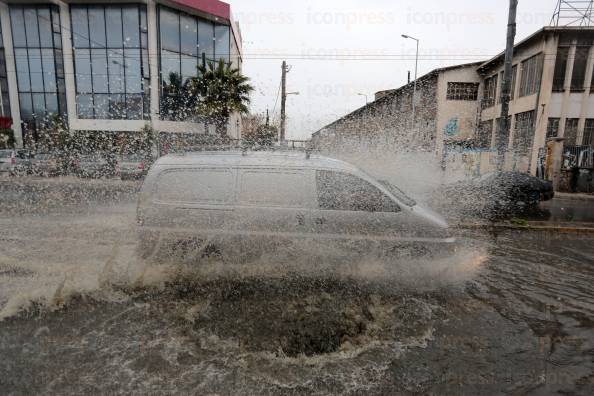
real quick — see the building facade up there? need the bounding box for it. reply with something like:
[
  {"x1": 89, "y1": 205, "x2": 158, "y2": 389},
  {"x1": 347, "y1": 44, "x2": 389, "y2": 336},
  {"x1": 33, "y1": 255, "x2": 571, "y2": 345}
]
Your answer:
[
  {"x1": 312, "y1": 27, "x2": 594, "y2": 192},
  {"x1": 0, "y1": 0, "x2": 243, "y2": 150},
  {"x1": 477, "y1": 27, "x2": 594, "y2": 190}
]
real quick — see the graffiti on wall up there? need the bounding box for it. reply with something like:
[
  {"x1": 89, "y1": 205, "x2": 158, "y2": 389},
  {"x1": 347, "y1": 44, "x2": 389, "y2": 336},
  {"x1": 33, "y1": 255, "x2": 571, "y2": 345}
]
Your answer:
[{"x1": 444, "y1": 118, "x2": 459, "y2": 137}]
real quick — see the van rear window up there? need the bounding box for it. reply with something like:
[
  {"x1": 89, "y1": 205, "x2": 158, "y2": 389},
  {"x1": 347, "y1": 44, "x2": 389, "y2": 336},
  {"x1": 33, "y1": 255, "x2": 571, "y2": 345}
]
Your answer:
[{"x1": 156, "y1": 169, "x2": 234, "y2": 204}]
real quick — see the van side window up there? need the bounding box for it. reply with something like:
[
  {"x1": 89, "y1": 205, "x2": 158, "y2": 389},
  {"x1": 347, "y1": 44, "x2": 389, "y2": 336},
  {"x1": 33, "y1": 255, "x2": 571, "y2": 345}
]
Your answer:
[
  {"x1": 316, "y1": 170, "x2": 400, "y2": 213},
  {"x1": 156, "y1": 169, "x2": 234, "y2": 204},
  {"x1": 240, "y1": 170, "x2": 310, "y2": 208}
]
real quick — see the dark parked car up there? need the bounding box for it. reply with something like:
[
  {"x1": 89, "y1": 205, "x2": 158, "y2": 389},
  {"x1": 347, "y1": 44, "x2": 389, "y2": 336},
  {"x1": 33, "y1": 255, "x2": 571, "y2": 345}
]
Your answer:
[
  {"x1": 118, "y1": 154, "x2": 149, "y2": 180},
  {"x1": 77, "y1": 153, "x2": 116, "y2": 178},
  {"x1": 30, "y1": 152, "x2": 62, "y2": 176},
  {"x1": 438, "y1": 171, "x2": 554, "y2": 219}
]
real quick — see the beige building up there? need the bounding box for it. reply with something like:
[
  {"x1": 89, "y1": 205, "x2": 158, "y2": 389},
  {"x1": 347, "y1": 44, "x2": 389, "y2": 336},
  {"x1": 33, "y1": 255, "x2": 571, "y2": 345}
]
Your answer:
[{"x1": 477, "y1": 27, "x2": 594, "y2": 189}]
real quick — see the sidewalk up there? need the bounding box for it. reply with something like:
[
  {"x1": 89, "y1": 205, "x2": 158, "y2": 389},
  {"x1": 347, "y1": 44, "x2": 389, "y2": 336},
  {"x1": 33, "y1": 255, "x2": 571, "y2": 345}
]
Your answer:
[{"x1": 553, "y1": 192, "x2": 594, "y2": 201}]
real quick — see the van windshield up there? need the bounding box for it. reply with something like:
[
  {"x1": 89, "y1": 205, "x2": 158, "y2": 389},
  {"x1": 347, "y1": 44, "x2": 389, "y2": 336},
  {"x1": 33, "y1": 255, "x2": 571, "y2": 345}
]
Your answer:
[{"x1": 378, "y1": 180, "x2": 417, "y2": 207}]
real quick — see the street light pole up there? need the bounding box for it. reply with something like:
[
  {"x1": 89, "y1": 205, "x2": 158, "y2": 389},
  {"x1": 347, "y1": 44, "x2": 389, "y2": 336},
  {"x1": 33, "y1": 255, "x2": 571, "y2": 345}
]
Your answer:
[
  {"x1": 357, "y1": 93, "x2": 369, "y2": 105},
  {"x1": 402, "y1": 34, "x2": 419, "y2": 127}
]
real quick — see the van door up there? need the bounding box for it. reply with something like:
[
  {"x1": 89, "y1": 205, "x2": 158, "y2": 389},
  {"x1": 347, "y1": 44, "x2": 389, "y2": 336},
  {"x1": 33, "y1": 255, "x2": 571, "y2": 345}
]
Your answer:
[
  {"x1": 150, "y1": 167, "x2": 237, "y2": 236},
  {"x1": 232, "y1": 168, "x2": 316, "y2": 253},
  {"x1": 311, "y1": 170, "x2": 404, "y2": 251}
]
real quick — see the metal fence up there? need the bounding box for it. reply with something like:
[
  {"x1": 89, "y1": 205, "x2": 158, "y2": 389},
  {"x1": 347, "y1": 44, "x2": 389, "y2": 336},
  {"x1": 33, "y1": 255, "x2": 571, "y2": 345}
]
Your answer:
[{"x1": 563, "y1": 145, "x2": 594, "y2": 169}]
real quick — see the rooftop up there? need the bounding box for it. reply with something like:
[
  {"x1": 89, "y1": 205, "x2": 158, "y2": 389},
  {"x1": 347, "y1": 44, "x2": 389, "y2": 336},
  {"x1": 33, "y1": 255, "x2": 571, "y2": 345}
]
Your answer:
[{"x1": 478, "y1": 26, "x2": 594, "y2": 72}]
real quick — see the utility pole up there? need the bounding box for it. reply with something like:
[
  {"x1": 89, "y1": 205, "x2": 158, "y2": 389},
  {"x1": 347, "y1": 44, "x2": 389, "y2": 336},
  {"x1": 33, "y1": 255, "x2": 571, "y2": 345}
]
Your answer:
[
  {"x1": 265, "y1": 108, "x2": 269, "y2": 127},
  {"x1": 280, "y1": 61, "x2": 288, "y2": 144},
  {"x1": 496, "y1": 0, "x2": 518, "y2": 171}
]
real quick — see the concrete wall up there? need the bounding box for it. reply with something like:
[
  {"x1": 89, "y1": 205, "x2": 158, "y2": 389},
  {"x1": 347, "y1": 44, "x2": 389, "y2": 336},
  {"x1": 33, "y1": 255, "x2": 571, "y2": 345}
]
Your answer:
[
  {"x1": 435, "y1": 66, "x2": 482, "y2": 158},
  {"x1": 312, "y1": 74, "x2": 439, "y2": 154}
]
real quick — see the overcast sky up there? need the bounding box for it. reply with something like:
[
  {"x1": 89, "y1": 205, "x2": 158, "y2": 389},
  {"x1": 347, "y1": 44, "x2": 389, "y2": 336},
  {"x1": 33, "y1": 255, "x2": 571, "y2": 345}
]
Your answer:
[{"x1": 230, "y1": 0, "x2": 557, "y2": 140}]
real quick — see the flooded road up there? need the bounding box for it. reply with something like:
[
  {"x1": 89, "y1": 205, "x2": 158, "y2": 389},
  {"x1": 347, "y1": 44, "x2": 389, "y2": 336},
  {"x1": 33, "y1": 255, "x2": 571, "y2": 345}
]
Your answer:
[{"x1": 1, "y1": 201, "x2": 593, "y2": 394}]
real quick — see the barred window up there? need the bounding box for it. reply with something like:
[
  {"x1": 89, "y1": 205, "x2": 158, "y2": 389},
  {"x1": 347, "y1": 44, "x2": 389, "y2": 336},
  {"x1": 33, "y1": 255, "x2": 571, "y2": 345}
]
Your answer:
[
  {"x1": 564, "y1": 118, "x2": 579, "y2": 146},
  {"x1": 583, "y1": 119, "x2": 594, "y2": 146},
  {"x1": 482, "y1": 74, "x2": 498, "y2": 109},
  {"x1": 553, "y1": 47, "x2": 569, "y2": 91},
  {"x1": 476, "y1": 120, "x2": 493, "y2": 149},
  {"x1": 446, "y1": 82, "x2": 479, "y2": 101},
  {"x1": 495, "y1": 115, "x2": 511, "y2": 150},
  {"x1": 519, "y1": 53, "x2": 543, "y2": 97},
  {"x1": 497, "y1": 66, "x2": 518, "y2": 103},
  {"x1": 510, "y1": 64, "x2": 518, "y2": 100},
  {"x1": 513, "y1": 111, "x2": 535, "y2": 154},
  {"x1": 547, "y1": 118, "x2": 560, "y2": 138},
  {"x1": 571, "y1": 46, "x2": 589, "y2": 92}
]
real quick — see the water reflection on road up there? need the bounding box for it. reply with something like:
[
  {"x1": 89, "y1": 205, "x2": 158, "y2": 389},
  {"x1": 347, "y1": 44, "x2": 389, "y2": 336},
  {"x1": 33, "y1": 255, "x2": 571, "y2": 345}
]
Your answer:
[{"x1": 0, "y1": 205, "x2": 593, "y2": 394}]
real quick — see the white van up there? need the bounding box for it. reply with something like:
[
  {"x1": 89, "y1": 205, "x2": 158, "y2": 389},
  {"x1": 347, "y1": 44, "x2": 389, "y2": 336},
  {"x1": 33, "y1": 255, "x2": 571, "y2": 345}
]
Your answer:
[{"x1": 136, "y1": 151, "x2": 456, "y2": 262}]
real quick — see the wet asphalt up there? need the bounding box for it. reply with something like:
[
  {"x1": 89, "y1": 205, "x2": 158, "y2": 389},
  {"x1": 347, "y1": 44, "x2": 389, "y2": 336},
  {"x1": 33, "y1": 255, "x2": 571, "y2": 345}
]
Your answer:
[{"x1": 0, "y1": 189, "x2": 593, "y2": 394}]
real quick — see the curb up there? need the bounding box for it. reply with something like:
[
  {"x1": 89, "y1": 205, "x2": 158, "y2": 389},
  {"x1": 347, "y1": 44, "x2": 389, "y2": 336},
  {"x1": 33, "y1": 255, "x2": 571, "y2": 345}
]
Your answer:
[
  {"x1": 552, "y1": 192, "x2": 594, "y2": 202},
  {"x1": 457, "y1": 222, "x2": 594, "y2": 234}
]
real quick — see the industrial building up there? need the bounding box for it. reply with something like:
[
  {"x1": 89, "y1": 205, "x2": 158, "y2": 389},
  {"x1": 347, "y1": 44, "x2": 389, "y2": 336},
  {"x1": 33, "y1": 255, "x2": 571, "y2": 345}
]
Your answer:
[{"x1": 312, "y1": 26, "x2": 594, "y2": 192}]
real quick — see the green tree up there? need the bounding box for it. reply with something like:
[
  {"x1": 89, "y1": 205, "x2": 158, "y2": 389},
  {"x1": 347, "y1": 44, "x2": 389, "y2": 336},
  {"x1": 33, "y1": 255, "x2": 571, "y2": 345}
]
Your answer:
[{"x1": 192, "y1": 59, "x2": 254, "y2": 137}]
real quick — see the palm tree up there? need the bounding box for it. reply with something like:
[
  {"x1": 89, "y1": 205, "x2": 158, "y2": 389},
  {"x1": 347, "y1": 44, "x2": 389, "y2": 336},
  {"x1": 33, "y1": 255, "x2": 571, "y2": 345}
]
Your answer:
[{"x1": 191, "y1": 59, "x2": 254, "y2": 137}]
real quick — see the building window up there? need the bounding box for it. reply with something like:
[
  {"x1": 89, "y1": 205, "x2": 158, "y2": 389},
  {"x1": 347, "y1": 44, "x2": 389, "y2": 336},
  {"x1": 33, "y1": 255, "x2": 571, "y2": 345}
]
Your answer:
[
  {"x1": 564, "y1": 118, "x2": 579, "y2": 146},
  {"x1": 446, "y1": 82, "x2": 479, "y2": 101},
  {"x1": 513, "y1": 111, "x2": 535, "y2": 154},
  {"x1": 571, "y1": 46, "x2": 589, "y2": 92},
  {"x1": 158, "y1": 6, "x2": 230, "y2": 121},
  {"x1": 496, "y1": 66, "x2": 518, "y2": 103},
  {"x1": 547, "y1": 118, "x2": 560, "y2": 138},
  {"x1": 591, "y1": 61, "x2": 594, "y2": 93},
  {"x1": 482, "y1": 74, "x2": 498, "y2": 109},
  {"x1": 476, "y1": 120, "x2": 493, "y2": 149},
  {"x1": 553, "y1": 46, "x2": 569, "y2": 91},
  {"x1": 583, "y1": 119, "x2": 594, "y2": 146},
  {"x1": 519, "y1": 53, "x2": 543, "y2": 97},
  {"x1": 71, "y1": 5, "x2": 149, "y2": 120},
  {"x1": 510, "y1": 64, "x2": 518, "y2": 100},
  {"x1": 9, "y1": 5, "x2": 66, "y2": 130},
  {"x1": 0, "y1": 22, "x2": 11, "y2": 117},
  {"x1": 495, "y1": 115, "x2": 511, "y2": 150}
]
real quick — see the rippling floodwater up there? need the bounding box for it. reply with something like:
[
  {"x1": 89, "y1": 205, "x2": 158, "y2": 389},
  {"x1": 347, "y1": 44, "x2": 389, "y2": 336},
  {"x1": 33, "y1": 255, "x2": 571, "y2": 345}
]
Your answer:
[{"x1": 0, "y1": 203, "x2": 593, "y2": 395}]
